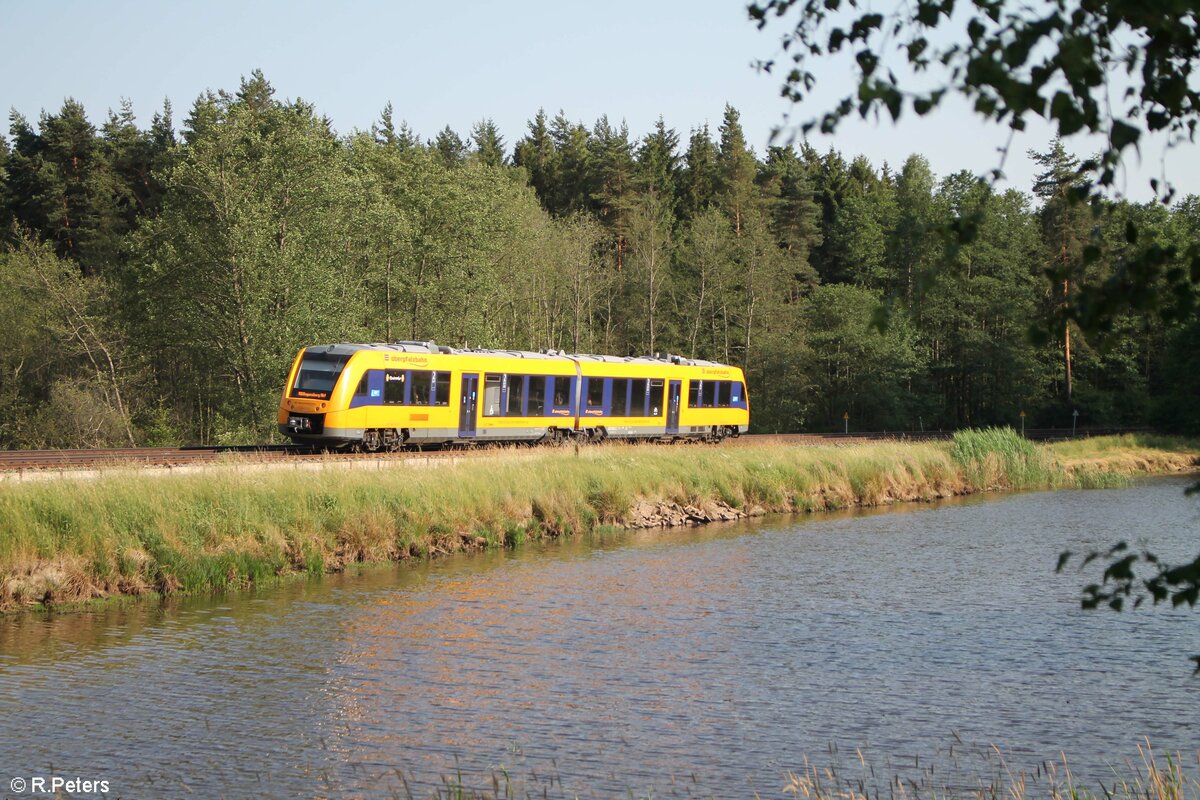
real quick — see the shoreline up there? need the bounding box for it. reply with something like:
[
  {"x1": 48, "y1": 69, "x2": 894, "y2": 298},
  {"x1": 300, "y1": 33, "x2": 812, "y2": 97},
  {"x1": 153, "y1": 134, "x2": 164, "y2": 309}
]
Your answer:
[{"x1": 1, "y1": 430, "x2": 1196, "y2": 613}]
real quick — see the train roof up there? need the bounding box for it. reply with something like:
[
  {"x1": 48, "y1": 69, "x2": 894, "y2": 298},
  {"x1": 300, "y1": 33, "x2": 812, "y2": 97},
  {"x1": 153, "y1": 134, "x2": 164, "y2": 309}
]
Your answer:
[{"x1": 301, "y1": 341, "x2": 737, "y2": 369}]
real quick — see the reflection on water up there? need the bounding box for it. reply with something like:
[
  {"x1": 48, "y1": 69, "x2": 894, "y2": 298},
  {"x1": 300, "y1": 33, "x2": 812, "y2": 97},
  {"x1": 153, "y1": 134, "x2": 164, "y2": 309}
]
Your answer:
[{"x1": 1, "y1": 478, "x2": 1198, "y2": 798}]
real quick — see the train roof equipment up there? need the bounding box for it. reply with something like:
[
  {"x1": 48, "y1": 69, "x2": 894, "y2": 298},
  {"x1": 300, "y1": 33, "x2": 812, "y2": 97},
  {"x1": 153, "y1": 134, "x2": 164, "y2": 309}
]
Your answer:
[{"x1": 302, "y1": 341, "x2": 730, "y2": 368}]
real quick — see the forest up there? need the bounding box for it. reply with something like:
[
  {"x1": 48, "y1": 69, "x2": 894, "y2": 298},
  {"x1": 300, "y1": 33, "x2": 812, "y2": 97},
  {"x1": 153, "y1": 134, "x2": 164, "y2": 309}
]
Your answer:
[{"x1": 1, "y1": 71, "x2": 1197, "y2": 448}]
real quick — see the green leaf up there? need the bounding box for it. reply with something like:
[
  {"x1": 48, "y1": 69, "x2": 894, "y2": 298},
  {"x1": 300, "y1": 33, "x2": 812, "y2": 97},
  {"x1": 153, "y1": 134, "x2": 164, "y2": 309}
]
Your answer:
[
  {"x1": 1110, "y1": 120, "x2": 1140, "y2": 151},
  {"x1": 884, "y1": 87, "x2": 902, "y2": 120},
  {"x1": 849, "y1": 13, "x2": 883, "y2": 41},
  {"x1": 1049, "y1": 91, "x2": 1085, "y2": 135},
  {"x1": 914, "y1": 1, "x2": 939, "y2": 25},
  {"x1": 907, "y1": 37, "x2": 928, "y2": 62},
  {"x1": 967, "y1": 17, "x2": 985, "y2": 43},
  {"x1": 856, "y1": 49, "x2": 879, "y2": 75}
]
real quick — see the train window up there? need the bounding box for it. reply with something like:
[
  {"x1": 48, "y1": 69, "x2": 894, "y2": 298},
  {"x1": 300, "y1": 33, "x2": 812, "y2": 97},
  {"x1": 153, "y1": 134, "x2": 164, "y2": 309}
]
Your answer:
[
  {"x1": 717, "y1": 381, "x2": 732, "y2": 407},
  {"x1": 483, "y1": 374, "x2": 502, "y2": 416},
  {"x1": 507, "y1": 375, "x2": 526, "y2": 416},
  {"x1": 688, "y1": 380, "x2": 703, "y2": 408},
  {"x1": 611, "y1": 378, "x2": 630, "y2": 416},
  {"x1": 708, "y1": 381, "x2": 720, "y2": 408},
  {"x1": 528, "y1": 376, "x2": 547, "y2": 416},
  {"x1": 649, "y1": 379, "x2": 664, "y2": 417},
  {"x1": 586, "y1": 378, "x2": 605, "y2": 409},
  {"x1": 409, "y1": 371, "x2": 434, "y2": 405},
  {"x1": 384, "y1": 370, "x2": 406, "y2": 404},
  {"x1": 629, "y1": 379, "x2": 648, "y2": 416},
  {"x1": 433, "y1": 372, "x2": 450, "y2": 406},
  {"x1": 552, "y1": 377, "x2": 570, "y2": 407},
  {"x1": 734, "y1": 382, "x2": 745, "y2": 404},
  {"x1": 354, "y1": 374, "x2": 369, "y2": 397},
  {"x1": 291, "y1": 351, "x2": 351, "y2": 399}
]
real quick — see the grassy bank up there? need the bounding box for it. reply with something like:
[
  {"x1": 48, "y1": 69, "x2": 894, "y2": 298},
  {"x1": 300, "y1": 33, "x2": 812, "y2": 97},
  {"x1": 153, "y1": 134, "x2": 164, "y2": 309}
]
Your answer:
[{"x1": 1, "y1": 430, "x2": 1196, "y2": 611}]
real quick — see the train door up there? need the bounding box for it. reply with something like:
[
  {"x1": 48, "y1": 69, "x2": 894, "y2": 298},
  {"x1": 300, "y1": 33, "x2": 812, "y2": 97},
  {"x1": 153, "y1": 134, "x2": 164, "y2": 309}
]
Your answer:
[
  {"x1": 458, "y1": 373, "x2": 479, "y2": 438},
  {"x1": 666, "y1": 380, "x2": 682, "y2": 434}
]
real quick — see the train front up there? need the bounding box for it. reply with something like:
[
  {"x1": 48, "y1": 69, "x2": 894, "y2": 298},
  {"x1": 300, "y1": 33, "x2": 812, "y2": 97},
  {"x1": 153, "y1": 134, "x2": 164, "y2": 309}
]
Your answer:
[{"x1": 277, "y1": 345, "x2": 359, "y2": 446}]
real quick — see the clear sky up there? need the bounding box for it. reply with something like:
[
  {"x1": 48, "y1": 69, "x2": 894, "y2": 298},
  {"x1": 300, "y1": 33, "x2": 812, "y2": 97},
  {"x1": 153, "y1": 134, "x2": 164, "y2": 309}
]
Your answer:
[{"x1": 2, "y1": 0, "x2": 1194, "y2": 201}]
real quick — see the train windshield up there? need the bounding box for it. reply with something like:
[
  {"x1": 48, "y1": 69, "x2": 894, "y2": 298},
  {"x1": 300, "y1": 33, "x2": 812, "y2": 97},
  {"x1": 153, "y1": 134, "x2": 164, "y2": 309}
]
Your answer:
[{"x1": 291, "y1": 351, "x2": 351, "y2": 400}]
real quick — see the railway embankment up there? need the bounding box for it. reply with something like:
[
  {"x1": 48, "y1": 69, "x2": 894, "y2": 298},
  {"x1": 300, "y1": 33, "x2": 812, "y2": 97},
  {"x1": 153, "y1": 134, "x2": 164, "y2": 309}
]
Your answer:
[{"x1": 1, "y1": 430, "x2": 1196, "y2": 612}]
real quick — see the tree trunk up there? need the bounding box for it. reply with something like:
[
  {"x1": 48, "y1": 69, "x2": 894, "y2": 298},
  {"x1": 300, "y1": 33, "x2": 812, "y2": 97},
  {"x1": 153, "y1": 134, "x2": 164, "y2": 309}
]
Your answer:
[
  {"x1": 385, "y1": 253, "x2": 393, "y2": 341},
  {"x1": 689, "y1": 273, "x2": 708, "y2": 358},
  {"x1": 1063, "y1": 277, "x2": 1073, "y2": 399}
]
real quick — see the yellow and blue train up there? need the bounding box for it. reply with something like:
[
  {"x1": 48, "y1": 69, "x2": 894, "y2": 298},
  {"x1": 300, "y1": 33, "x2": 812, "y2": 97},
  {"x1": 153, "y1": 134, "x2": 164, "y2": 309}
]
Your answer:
[{"x1": 277, "y1": 341, "x2": 749, "y2": 450}]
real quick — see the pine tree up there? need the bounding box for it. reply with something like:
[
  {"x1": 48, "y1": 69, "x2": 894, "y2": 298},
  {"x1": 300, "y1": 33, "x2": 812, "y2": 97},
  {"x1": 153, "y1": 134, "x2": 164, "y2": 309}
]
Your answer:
[
  {"x1": 6, "y1": 112, "x2": 43, "y2": 235},
  {"x1": 589, "y1": 115, "x2": 634, "y2": 218},
  {"x1": 589, "y1": 115, "x2": 636, "y2": 270},
  {"x1": 759, "y1": 145, "x2": 821, "y2": 290},
  {"x1": 1031, "y1": 138, "x2": 1089, "y2": 400},
  {"x1": 16, "y1": 99, "x2": 115, "y2": 276},
  {"x1": 141, "y1": 99, "x2": 177, "y2": 221},
  {"x1": 182, "y1": 91, "x2": 221, "y2": 146},
  {"x1": 549, "y1": 111, "x2": 592, "y2": 215},
  {"x1": 235, "y1": 69, "x2": 276, "y2": 117},
  {"x1": 512, "y1": 109, "x2": 560, "y2": 211},
  {"x1": 811, "y1": 154, "x2": 876, "y2": 284},
  {"x1": 470, "y1": 119, "x2": 506, "y2": 168},
  {"x1": 636, "y1": 118, "x2": 680, "y2": 196},
  {"x1": 102, "y1": 101, "x2": 148, "y2": 218},
  {"x1": 0, "y1": 130, "x2": 14, "y2": 237},
  {"x1": 431, "y1": 126, "x2": 467, "y2": 168},
  {"x1": 149, "y1": 98, "x2": 173, "y2": 143},
  {"x1": 680, "y1": 124, "x2": 719, "y2": 219},
  {"x1": 716, "y1": 105, "x2": 758, "y2": 237},
  {"x1": 373, "y1": 102, "x2": 400, "y2": 148},
  {"x1": 888, "y1": 154, "x2": 937, "y2": 306},
  {"x1": 807, "y1": 148, "x2": 889, "y2": 284},
  {"x1": 372, "y1": 103, "x2": 420, "y2": 152},
  {"x1": 848, "y1": 155, "x2": 882, "y2": 196}
]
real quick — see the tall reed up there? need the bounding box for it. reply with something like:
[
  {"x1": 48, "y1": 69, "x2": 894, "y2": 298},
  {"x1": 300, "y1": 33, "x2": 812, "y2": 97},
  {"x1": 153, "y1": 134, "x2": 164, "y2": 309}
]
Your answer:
[{"x1": 951, "y1": 426, "x2": 1056, "y2": 490}]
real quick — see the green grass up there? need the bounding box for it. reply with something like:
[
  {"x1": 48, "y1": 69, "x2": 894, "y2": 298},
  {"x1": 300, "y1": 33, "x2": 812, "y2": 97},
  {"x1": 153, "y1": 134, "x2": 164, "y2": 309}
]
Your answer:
[
  {"x1": 781, "y1": 740, "x2": 1199, "y2": 800},
  {"x1": 951, "y1": 426, "x2": 1057, "y2": 489},
  {"x1": 1, "y1": 432, "x2": 1196, "y2": 611},
  {"x1": 1049, "y1": 432, "x2": 1199, "y2": 459}
]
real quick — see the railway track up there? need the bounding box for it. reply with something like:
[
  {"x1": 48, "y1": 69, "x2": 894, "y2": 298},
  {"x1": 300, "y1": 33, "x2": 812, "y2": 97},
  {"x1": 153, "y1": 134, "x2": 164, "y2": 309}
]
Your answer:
[
  {"x1": 0, "y1": 428, "x2": 1146, "y2": 473},
  {"x1": 0, "y1": 445, "x2": 308, "y2": 471},
  {"x1": 0, "y1": 444, "x2": 459, "y2": 473}
]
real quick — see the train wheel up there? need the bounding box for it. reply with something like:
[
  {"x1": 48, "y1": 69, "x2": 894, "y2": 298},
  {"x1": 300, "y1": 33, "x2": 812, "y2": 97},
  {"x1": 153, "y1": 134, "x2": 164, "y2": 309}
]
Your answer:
[{"x1": 361, "y1": 429, "x2": 383, "y2": 453}]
